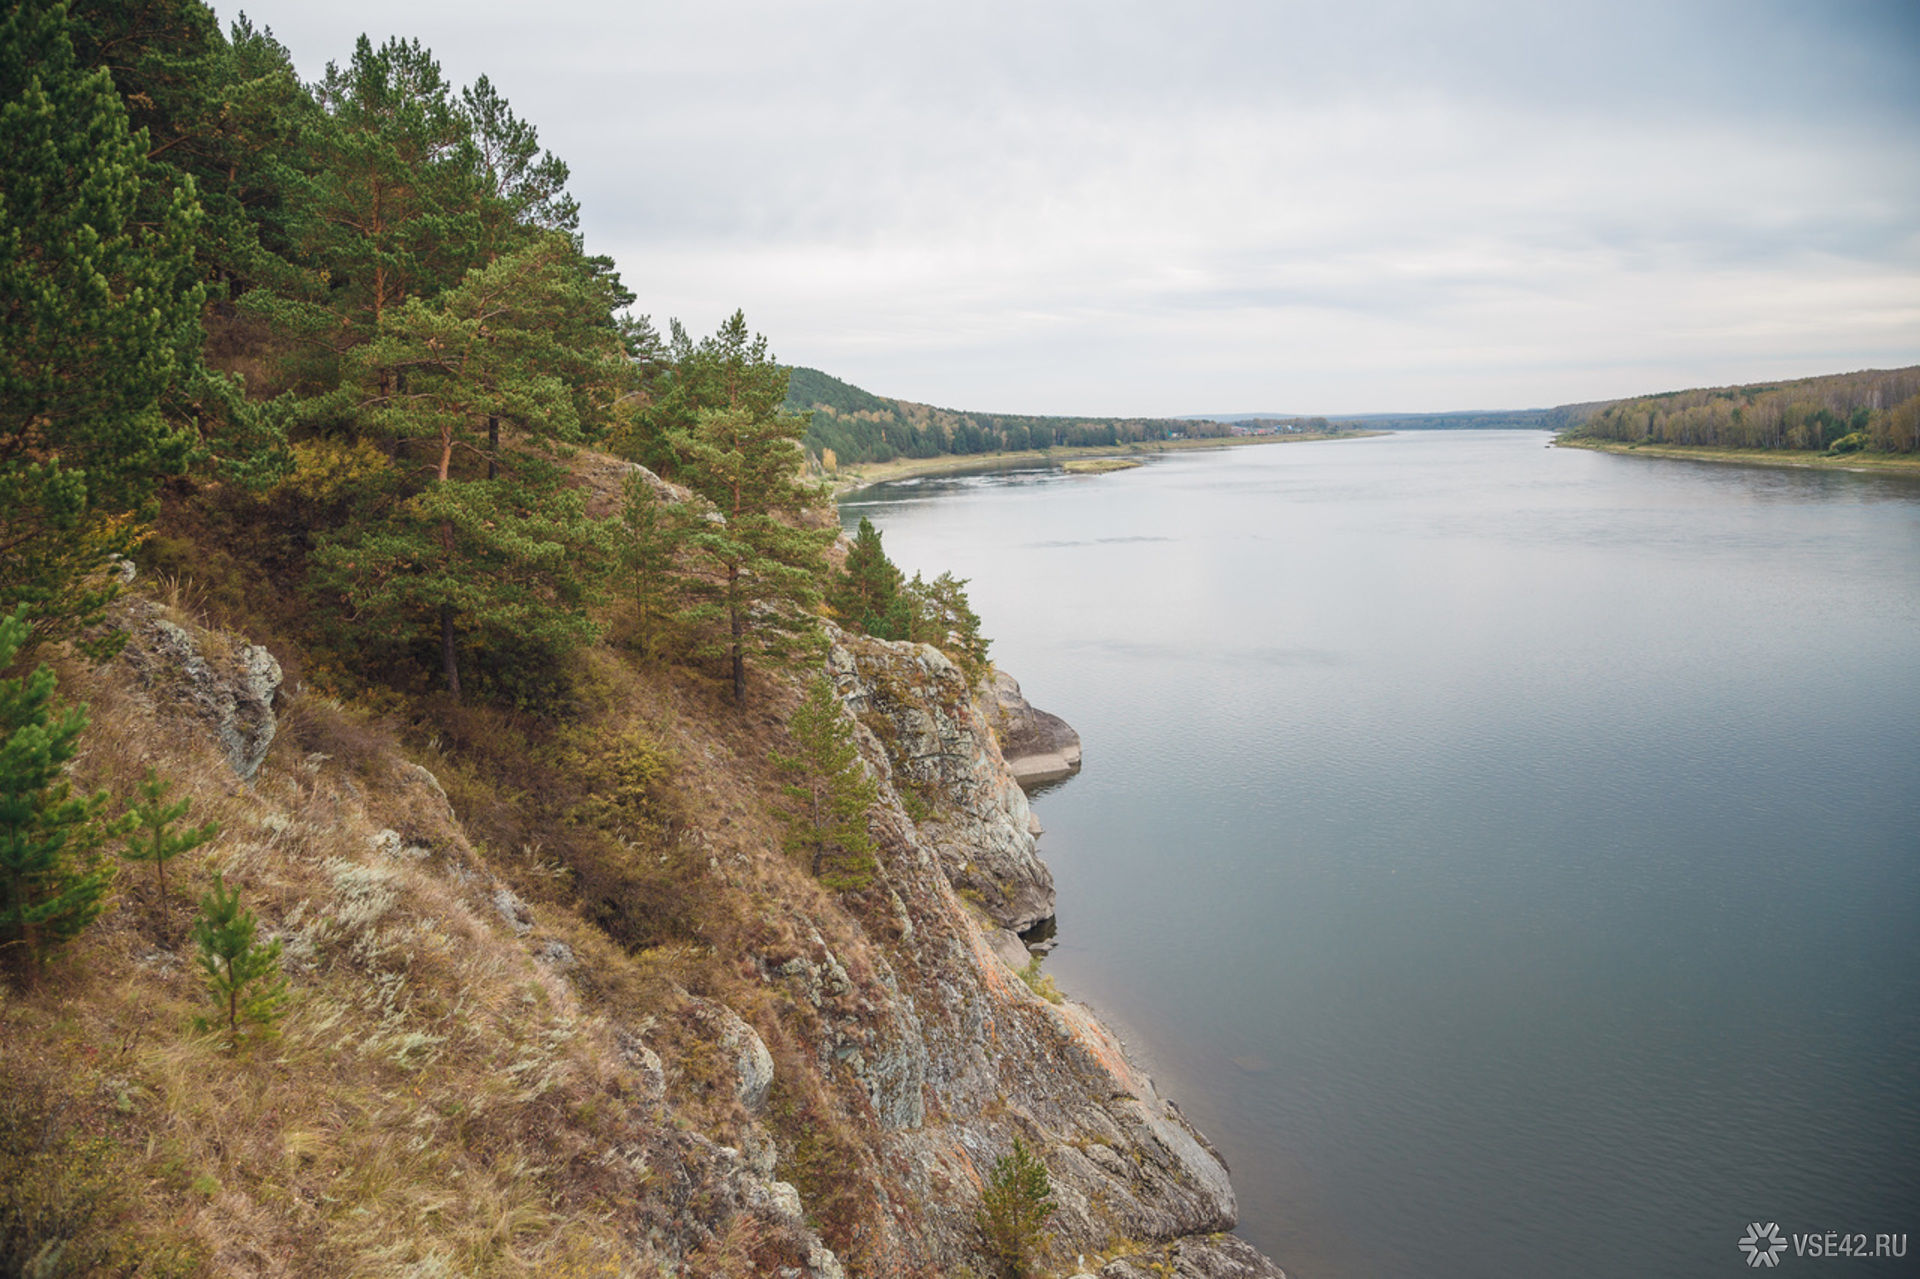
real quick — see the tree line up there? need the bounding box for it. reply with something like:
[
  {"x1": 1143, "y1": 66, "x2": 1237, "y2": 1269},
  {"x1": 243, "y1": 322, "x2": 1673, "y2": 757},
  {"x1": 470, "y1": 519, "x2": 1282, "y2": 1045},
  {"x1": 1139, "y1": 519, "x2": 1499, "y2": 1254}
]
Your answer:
[
  {"x1": 1568, "y1": 367, "x2": 1920, "y2": 454},
  {"x1": 785, "y1": 366, "x2": 1236, "y2": 467}
]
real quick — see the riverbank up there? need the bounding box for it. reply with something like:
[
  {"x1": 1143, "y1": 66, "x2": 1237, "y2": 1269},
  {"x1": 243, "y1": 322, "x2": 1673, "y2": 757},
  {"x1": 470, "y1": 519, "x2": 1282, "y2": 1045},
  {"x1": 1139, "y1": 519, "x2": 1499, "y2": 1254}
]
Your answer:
[
  {"x1": 826, "y1": 430, "x2": 1379, "y2": 496},
  {"x1": 1555, "y1": 434, "x2": 1920, "y2": 475}
]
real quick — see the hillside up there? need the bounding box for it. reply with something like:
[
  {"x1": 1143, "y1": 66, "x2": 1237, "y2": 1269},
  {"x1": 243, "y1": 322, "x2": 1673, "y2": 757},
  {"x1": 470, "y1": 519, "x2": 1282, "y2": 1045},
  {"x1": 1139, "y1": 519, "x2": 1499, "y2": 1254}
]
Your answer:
[
  {"x1": 785, "y1": 367, "x2": 1238, "y2": 466},
  {"x1": 1, "y1": 6, "x2": 1287, "y2": 1274},
  {"x1": 1560, "y1": 365, "x2": 1920, "y2": 455}
]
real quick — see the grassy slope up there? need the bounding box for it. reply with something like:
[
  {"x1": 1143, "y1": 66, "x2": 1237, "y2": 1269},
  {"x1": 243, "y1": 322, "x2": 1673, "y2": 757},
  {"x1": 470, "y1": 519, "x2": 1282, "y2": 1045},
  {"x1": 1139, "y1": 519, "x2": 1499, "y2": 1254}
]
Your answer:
[{"x1": 0, "y1": 544, "x2": 898, "y2": 1273}]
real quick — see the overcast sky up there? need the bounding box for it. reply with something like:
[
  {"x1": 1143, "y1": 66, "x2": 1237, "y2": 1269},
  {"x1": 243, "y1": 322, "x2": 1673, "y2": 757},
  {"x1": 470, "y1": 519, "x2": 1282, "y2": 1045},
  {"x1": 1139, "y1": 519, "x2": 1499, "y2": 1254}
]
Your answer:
[{"x1": 222, "y1": 0, "x2": 1918, "y2": 416}]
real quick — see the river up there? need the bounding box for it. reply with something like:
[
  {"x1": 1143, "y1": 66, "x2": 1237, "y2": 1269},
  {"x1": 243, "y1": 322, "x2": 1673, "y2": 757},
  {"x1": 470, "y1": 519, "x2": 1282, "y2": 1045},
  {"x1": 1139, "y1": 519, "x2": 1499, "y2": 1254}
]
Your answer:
[{"x1": 839, "y1": 430, "x2": 1920, "y2": 1278}]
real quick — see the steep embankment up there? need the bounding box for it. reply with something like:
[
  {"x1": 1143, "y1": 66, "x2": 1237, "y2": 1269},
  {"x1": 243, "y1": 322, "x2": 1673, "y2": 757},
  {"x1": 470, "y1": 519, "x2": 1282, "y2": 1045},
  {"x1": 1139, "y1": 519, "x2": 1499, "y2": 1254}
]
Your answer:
[{"x1": 5, "y1": 508, "x2": 1282, "y2": 1277}]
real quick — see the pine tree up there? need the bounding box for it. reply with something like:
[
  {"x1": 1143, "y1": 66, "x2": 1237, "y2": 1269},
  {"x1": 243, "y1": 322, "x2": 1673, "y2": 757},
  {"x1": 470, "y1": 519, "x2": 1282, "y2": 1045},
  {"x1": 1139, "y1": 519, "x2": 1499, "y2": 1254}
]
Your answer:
[
  {"x1": 773, "y1": 676, "x2": 878, "y2": 891},
  {"x1": 0, "y1": 608, "x2": 119, "y2": 985},
  {"x1": 666, "y1": 313, "x2": 836, "y2": 703},
  {"x1": 830, "y1": 517, "x2": 909, "y2": 640},
  {"x1": 191, "y1": 873, "x2": 287, "y2": 1047},
  {"x1": 119, "y1": 769, "x2": 217, "y2": 940},
  {"x1": 0, "y1": 0, "x2": 207, "y2": 658},
  {"x1": 903, "y1": 571, "x2": 991, "y2": 684},
  {"x1": 975, "y1": 1136, "x2": 1054, "y2": 1279},
  {"x1": 309, "y1": 236, "x2": 626, "y2": 698},
  {"x1": 619, "y1": 473, "x2": 685, "y2": 663}
]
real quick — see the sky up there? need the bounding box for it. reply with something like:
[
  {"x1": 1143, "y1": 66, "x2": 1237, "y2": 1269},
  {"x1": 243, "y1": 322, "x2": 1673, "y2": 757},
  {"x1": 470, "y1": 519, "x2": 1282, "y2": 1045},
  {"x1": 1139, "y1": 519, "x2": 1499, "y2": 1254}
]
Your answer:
[{"x1": 220, "y1": 0, "x2": 1920, "y2": 416}]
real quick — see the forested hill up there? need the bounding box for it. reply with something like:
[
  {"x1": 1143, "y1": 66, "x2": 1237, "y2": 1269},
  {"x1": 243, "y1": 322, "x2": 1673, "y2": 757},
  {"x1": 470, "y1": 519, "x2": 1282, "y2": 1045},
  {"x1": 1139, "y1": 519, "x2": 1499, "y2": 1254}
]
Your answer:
[
  {"x1": 784, "y1": 366, "x2": 1234, "y2": 465},
  {"x1": 1564, "y1": 365, "x2": 1920, "y2": 454},
  {"x1": 1329, "y1": 405, "x2": 1605, "y2": 431}
]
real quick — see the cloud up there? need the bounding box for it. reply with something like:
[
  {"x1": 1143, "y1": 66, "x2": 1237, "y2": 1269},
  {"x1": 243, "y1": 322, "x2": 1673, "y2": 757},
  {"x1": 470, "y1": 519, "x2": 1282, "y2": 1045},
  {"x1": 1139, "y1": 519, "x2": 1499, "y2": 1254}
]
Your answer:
[{"x1": 222, "y1": 0, "x2": 1920, "y2": 413}]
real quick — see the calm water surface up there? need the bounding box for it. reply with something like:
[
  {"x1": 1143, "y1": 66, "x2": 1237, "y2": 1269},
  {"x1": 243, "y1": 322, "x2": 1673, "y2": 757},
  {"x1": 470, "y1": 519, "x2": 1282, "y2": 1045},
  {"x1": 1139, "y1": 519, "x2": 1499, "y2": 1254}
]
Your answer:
[{"x1": 841, "y1": 432, "x2": 1920, "y2": 1279}]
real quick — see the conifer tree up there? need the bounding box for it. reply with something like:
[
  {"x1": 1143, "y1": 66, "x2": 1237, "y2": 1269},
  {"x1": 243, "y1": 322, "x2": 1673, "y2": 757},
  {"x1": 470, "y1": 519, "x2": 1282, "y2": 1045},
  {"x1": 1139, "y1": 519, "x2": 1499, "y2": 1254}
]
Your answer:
[
  {"x1": 0, "y1": 609, "x2": 119, "y2": 985},
  {"x1": 666, "y1": 313, "x2": 835, "y2": 702},
  {"x1": 309, "y1": 236, "x2": 626, "y2": 697},
  {"x1": 830, "y1": 517, "x2": 909, "y2": 640},
  {"x1": 120, "y1": 769, "x2": 217, "y2": 940},
  {"x1": 0, "y1": 0, "x2": 206, "y2": 658},
  {"x1": 773, "y1": 676, "x2": 878, "y2": 891},
  {"x1": 976, "y1": 1136, "x2": 1054, "y2": 1279},
  {"x1": 903, "y1": 571, "x2": 990, "y2": 684},
  {"x1": 619, "y1": 473, "x2": 685, "y2": 663},
  {"x1": 191, "y1": 873, "x2": 287, "y2": 1047}
]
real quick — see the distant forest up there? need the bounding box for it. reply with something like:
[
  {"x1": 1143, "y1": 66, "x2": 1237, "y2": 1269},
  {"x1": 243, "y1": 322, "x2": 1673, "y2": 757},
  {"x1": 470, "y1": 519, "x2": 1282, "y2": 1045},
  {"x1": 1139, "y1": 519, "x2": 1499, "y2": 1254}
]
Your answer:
[
  {"x1": 1566, "y1": 366, "x2": 1920, "y2": 454},
  {"x1": 784, "y1": 367, "x2": 1236, "y2": 465},
  {"x1": 1331, "y1": 406, "x2": 1603, "y2": 432}
]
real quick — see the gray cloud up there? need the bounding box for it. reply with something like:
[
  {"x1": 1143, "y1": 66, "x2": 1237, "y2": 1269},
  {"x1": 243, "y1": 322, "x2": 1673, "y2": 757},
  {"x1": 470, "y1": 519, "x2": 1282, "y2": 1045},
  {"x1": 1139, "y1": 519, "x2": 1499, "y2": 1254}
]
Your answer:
[{"x1": 224, "y1": 0, "x2": 1920, "y2": 414}]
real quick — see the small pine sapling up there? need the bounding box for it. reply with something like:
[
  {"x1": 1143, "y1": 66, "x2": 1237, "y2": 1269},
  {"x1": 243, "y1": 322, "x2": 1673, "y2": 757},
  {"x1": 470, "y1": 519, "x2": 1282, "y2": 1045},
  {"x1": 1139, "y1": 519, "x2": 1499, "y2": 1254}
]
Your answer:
[
  {"x1": 772, "y1": 676, "x2": 879, "y2": 891},
  {"x1": 191, "y1": 874, "x2": 287, "y2": 1047},
  {"x1": 976, "y1": 1135, "x2": 1054, "y2": 1279},
  {"x1": 120, "y1": 769, "x2": 218, "y2": 940}
]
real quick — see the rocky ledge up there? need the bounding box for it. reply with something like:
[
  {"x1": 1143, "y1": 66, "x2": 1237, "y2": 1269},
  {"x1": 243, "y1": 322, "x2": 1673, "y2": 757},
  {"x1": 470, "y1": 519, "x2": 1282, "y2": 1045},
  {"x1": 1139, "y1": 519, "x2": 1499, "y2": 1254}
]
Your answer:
[{"x1": 985, "y1": 668, "x2": 1084, "y2": 788}]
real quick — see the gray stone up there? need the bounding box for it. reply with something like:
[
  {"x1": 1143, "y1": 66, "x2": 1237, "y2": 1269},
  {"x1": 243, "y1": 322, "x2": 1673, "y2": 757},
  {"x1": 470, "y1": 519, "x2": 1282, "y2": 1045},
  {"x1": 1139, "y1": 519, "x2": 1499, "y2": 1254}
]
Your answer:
[
  {"x1": 118, "y1": 604, "x2": 282, "y2": 779},
  {"x1": 985, "y1": 669, "x2": 1083, "y2": 788}
]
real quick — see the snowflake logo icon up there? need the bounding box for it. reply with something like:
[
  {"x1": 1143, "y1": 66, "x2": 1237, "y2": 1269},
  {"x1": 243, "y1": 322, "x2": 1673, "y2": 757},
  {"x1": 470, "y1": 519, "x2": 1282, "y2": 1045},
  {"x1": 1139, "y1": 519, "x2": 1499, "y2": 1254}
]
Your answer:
[{"x1": 1740, "y1": 1222, "x2": 1788, "y2": 1268}]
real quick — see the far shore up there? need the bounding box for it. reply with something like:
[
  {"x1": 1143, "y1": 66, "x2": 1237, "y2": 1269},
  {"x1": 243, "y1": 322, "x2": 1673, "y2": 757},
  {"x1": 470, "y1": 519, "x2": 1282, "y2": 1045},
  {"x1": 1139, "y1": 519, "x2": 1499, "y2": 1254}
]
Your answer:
[
  {"x1": 826, "y1": 429, "x2": 1381, "y2": 496},
  {"x1": 1555, "y1": 435, "x2": 1920, "y2": 476}
]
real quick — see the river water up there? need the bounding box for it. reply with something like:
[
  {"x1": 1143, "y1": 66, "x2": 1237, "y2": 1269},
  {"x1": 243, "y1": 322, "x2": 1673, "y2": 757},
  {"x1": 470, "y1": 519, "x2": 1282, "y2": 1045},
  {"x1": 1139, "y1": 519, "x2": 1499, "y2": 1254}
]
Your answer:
[{"x1": 839, "y1": 431, "x2": 1920, "y2": 1279}]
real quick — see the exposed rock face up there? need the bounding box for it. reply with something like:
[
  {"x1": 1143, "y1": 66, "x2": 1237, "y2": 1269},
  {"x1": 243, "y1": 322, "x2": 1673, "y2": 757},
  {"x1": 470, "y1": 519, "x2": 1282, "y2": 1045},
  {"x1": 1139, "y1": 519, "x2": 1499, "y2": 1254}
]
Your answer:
[
  {"x1": 987, "y1": 668, "x2": 1084, "y2": 787},
  {"x1": 114, "y1": 598, "x2": 283, "y2": 779},
  {"x1": 790, "y1": 628, "x2": 1282, "y2": 1273},
  {"x1": 827, "y1": 631, "x2": 1055, "y2": 932}
]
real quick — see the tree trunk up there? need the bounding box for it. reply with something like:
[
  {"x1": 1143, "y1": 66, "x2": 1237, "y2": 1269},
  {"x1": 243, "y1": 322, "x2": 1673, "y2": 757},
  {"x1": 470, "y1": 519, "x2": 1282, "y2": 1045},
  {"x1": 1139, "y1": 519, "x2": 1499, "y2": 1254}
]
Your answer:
[
  {"x1": 488, "y1": 415, "x2": 499, "y2": 480},
  {"x1": 441, "y1": 604, "x2": 461, "y2": 700},
  {"x1": 729, "y1": 564, "x2": 745, "y2": 703}
]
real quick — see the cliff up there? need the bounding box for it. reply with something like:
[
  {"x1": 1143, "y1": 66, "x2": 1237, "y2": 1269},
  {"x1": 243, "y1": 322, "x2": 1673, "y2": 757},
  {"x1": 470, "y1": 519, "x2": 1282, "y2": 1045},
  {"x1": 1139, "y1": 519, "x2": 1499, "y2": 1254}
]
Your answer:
[{"x1": 2, "y1": 584, "x2": 1283, "y2": 1276}]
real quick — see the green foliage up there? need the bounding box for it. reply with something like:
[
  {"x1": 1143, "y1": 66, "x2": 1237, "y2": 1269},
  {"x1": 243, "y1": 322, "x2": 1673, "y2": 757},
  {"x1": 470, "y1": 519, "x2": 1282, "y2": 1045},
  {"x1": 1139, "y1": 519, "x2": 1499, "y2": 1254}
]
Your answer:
[
  {"x1": 903, "y1": 571, "x2": 991, "y2": 685},
  {"x1": 190, "y1": 873, "x2": 287, "y2": 1047},
  {"x1": 0, "y1": 0, "x2": 207, "y2": 658},
  {"x1": 663, "y1": 313, "x2": 836, "y2": 703},
  {"x1": 830, "y1": 518, "x2": 909, "y2": 640},
  {"x1": 1572, "y1": 367, "x2": 1920, "y2": 454},
  {"x1": 119, "y1": 769, "x2": 218, "y2": 939},
  {"x1": 1016, "y1": 958, "x2": 1063, "y2": 1005},
  {"x1": 773, "y1": 677, "x2": 878, "y2": 891},
  {"x1": 308, "y1": 237, "x2": 628, "y2": 698},
  {"x1": 975, "y1": 1135, "x2": 1054, "y2": 1279},
  {"x1": 0, "y1": 609, "x2": 119, "y2": 984},
  {"x1": 618, "y1": 474, "x2": 686, "y2": 663}
]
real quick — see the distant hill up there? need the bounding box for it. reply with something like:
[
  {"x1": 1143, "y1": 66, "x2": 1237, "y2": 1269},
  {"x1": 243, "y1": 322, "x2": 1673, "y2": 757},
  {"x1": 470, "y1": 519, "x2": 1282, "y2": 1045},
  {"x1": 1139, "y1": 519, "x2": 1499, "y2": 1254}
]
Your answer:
[
  {"x1": 1192, "y1": 406, "x2": 1605, "y2": 431},
  {"x1": 782, "y1": 367, "x2": 1235, "y2": 466},
  {"x1": 1564, "y1": 365, "x2": 1920, "y2": 454}
]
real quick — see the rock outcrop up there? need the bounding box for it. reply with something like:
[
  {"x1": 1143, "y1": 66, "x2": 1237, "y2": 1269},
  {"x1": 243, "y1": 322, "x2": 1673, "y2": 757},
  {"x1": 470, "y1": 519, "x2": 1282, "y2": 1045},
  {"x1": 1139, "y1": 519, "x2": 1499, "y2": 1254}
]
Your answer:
[
  {"x1": 113, "y1": 597, "x2": 282, "y2": 779},
  {"x1": 986, "y1": 667, "x2": 1084, "y2": 787},
  {"x1": 828, "y1": 630, "x2": 1056, "y2": 932},
  {"x1": 795, "y1": 628, "x2": 1282, "y2": 1274}
]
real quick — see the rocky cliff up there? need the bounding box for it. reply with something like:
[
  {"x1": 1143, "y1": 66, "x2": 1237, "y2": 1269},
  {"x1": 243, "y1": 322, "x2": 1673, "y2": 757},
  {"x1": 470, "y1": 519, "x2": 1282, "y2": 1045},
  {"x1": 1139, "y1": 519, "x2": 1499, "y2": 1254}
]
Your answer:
[{"x1": 4, "y1": 580, "x2": 1285, "y2": 1277}]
